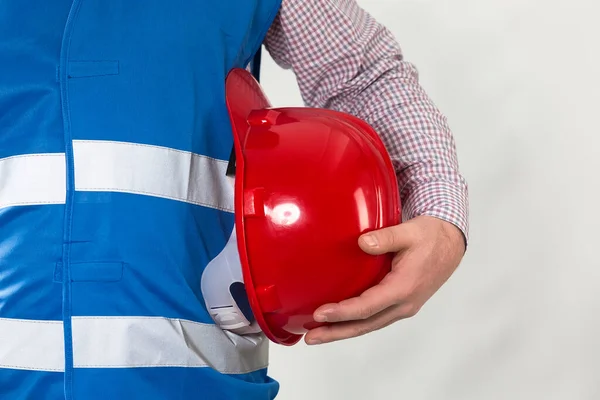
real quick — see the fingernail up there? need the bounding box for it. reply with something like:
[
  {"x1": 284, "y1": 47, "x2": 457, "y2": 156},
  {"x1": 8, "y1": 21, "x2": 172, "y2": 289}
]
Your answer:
[
  {"x1": 307, "y1": 339, "x2": 322, "y2": 345},
  {"x1": 314, "y1": 308, "x2": 334, "y2": 322},
  {"x1": 362, "y1": 235, "x2": 378, "y2": 247},
  {"x1": 314, "y1": 313, "x2": 328, "y2": 322}
]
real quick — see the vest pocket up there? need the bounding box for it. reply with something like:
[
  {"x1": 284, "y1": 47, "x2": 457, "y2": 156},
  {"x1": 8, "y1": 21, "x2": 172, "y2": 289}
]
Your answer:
[
  {"x1": 65, "y1": 60, "x2": 120, "y2": 79},
  {"x1": 55, "y1": 261, "x2": 124, "y2": 282}
]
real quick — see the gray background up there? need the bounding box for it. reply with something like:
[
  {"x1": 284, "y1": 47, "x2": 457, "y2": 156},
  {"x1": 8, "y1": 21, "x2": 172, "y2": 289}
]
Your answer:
[{"x1": 259, "y1": 0, "x2": 600, "y2": 399}]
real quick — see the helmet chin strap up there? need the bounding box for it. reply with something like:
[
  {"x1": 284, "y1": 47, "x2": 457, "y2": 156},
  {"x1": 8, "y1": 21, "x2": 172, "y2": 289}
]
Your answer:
[
  {"x1": 200, "y1": 173, "x2": 262, "y2": 335},
  {"x1": 200, "y1": 220, "x2": 262, "y2": 335}
]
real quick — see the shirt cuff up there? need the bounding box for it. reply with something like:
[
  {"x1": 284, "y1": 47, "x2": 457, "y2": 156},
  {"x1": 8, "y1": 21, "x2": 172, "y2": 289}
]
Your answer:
[{"x1": 401, "y1": 178, "x2": 470, "y2": 248}]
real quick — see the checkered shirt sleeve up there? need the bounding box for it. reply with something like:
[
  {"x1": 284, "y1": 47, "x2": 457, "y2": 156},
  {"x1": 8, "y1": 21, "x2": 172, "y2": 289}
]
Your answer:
[{"x1": 263, "y1": 0, "x2": 470, "y2": 243}]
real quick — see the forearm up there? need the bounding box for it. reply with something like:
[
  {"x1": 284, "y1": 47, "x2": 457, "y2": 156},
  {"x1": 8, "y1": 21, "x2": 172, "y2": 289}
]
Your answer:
[{"x1": 347, "y1": 61, "x2": 470, "y2": 244}]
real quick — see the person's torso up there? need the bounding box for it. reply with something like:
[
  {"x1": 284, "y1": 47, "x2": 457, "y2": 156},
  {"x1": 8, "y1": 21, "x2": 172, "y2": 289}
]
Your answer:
[{"x1": 0, "y1": 1, "x2": 281, "y2": 399}]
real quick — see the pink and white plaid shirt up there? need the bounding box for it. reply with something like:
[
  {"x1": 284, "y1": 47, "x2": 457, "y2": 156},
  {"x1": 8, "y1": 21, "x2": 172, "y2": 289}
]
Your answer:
[{"x1": 264, "y1": 0, "x2": 470, "y2": 242}]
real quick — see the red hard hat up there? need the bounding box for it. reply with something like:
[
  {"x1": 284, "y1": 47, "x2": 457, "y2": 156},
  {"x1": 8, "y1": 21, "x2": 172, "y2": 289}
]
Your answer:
[{"x1": 223, "y1": 68, "x2": 401, "y2": 346}]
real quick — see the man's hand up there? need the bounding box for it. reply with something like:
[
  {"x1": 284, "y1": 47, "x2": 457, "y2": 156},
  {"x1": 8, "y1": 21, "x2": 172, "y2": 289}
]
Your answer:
[{"x1": 304, "y1": 215, "x2": 466, "y2": 345}]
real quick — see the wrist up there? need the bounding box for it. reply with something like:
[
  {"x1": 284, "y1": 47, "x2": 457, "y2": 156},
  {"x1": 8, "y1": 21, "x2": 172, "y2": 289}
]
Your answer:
[{"x1": 439, "y1": 219, "x2": 467, "y2": 255}]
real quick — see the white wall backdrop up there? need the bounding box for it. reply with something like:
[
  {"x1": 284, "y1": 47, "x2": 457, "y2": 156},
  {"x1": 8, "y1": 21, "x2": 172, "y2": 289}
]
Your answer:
[{"x1": 260, "y1": 0, "x2": 600, "y2": 399}]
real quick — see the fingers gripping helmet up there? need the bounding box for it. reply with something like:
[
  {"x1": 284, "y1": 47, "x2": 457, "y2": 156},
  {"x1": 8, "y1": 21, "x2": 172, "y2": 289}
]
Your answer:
[{"x1": 201, "y1": 68, "x2": 401, "y2": 346}]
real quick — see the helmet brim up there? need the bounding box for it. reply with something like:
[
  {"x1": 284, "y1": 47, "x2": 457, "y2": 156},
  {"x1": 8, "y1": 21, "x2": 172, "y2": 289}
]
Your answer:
[{"x1": 225, "y1": 68, "x2": 302, "y2": 345}]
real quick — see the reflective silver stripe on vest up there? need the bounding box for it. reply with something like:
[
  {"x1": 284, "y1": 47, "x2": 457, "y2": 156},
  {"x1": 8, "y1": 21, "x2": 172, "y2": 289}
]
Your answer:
[
  {"x1": 0, "y1": 154, "x2": 66, "y2": 209},
  {"x1": 71, "y1": 316, "x2": 269, "y2": 372},
  {"x1": 0, "y1": 141, "x2": 232, "y2": 212},
  {"x1": 0, "y1": 317, "x2": 269, "y2": 373},
  {"x1": 72, "y1": 140, "x2": 234, "y2": 212},
  {"x1": 0, "y1": 318, "x2": 65, "y2": 371}
]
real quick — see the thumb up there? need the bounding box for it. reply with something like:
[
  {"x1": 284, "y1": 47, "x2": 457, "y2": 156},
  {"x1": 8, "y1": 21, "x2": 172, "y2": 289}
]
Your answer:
[{"x1": 358, "y1": 224, "x2": 412, "y2": 255}]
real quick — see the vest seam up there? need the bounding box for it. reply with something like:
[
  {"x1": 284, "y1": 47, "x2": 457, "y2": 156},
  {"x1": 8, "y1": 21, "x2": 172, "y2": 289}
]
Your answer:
[
  {"x1": 243, "y1": 0, "x2": 283, "y2": 68},
  {"x1": 0, "y1": 153, "x2": 65, "y2": 162},
  {"x1": 72, "y1": 187, "x2": 234, "y2": 211},
  {"x1": 73, "y1": 139, "x2": 230, "y2": 163},
  {"x1": 58, "y1": 0, "x2": 84, "y2": 398},
  {"x1": 0, "y1": 364, "x2": 64, "y2": 372}
]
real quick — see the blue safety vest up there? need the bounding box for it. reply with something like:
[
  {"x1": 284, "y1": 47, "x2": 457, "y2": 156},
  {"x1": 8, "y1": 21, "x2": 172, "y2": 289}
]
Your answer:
[{"x1": 0, "y1": 1, "x2": 282, "y2": 399}]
